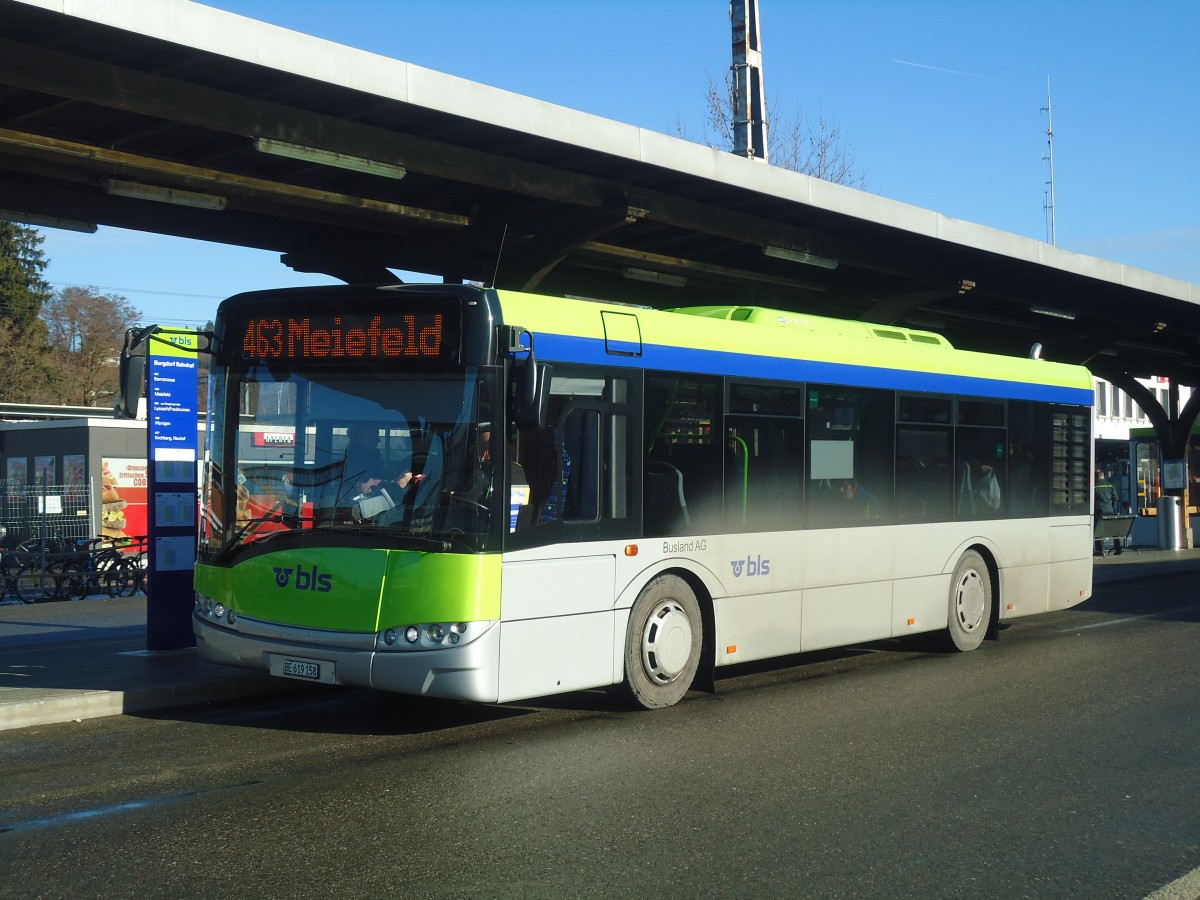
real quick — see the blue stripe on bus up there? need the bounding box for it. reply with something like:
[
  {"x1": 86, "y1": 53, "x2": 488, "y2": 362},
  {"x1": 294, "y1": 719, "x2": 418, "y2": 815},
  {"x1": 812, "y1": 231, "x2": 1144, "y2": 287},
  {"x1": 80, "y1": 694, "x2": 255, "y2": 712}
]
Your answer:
[{"x1": 532, "y1": 333, "x2": 1094, "y2": 406}]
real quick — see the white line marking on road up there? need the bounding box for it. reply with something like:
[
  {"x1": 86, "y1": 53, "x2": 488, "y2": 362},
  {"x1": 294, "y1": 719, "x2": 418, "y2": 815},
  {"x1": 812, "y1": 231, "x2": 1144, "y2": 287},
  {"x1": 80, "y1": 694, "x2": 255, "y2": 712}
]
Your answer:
[{"x1": 1059, "y1": 608, "x2": 1193, "y2": 632}]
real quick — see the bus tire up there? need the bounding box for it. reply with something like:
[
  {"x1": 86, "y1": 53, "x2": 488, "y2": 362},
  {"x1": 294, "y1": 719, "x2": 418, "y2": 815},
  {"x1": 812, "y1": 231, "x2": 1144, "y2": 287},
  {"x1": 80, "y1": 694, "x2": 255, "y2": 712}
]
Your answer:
[
  {"x1": 945, "y1": 550, "x2": 992, "y2": 652},
  {"x1": 621, "y1": 574, "x2": 701, "y2": 709}
]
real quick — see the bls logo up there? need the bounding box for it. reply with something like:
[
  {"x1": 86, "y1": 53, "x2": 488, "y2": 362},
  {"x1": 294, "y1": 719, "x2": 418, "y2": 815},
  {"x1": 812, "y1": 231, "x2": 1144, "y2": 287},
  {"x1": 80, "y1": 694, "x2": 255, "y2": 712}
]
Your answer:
[
  {"x1": 271, "y1": 565, "x2": 333, "y2": 592},
  {"x1": 730, "y1": 555, "x2": 770, "y2": 578}
]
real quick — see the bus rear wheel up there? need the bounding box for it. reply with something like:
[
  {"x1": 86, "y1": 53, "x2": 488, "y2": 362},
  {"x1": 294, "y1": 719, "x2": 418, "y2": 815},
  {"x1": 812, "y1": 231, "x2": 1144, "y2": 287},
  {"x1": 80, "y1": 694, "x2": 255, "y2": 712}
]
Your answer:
[
  {"x1": 621, "y1": 574, "x2": 701, "y2": 709},
  {"x1": 945, "y1": 550, "x2": 992, "y2": 652}
]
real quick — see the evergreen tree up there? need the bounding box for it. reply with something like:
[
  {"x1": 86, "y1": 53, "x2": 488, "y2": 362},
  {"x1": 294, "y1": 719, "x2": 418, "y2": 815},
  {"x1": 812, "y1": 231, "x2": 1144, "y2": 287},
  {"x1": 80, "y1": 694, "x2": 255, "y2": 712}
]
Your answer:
[
  {"x1": 0, "y1": 222, "x2": 54, "y2": 402},
  {"x1": 0, "y1": 222, "x2": 53, "y2": 330}
]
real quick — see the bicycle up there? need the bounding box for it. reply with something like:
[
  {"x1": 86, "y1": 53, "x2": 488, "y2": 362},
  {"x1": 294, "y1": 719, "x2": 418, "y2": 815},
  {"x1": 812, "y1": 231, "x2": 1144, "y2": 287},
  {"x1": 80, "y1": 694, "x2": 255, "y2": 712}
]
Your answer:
[
  {"x1": 102, "y1": 536, "x2": 147, "y2": 598},
  {"x1": 0, "y1": 547, "x2": 24, "y2": 603},
  {"x1": 10, "y1": 534, "x2": 77, "y2": 603},
  {"x1": 60, "y1": 536, "x2": 146, "y2": 599},
  {"x1": 128, "y1": 537, "x2": 149, "y2": 595}
]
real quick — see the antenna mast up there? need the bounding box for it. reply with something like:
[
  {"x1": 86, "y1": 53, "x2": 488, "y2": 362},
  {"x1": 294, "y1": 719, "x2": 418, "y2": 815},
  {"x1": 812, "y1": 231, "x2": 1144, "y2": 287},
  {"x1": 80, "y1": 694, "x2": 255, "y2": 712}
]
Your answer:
[
  {"x1": 1041, "y1": 76, "x2": 1057, "y2": 245},
  {"x1": 731, "y1": 0, "x2": 768, "y2": 162}
]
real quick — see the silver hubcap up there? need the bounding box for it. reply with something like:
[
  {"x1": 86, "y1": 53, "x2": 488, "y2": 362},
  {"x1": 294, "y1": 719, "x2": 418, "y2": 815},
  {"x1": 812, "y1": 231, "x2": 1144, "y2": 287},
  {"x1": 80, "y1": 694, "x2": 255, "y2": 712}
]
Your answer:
[
  {"x1": 641, "y1": 600, "x2": 693, "y2": 684},
  {"x1": 955, "y1": 569, "x2": 986, "y2": 632}
]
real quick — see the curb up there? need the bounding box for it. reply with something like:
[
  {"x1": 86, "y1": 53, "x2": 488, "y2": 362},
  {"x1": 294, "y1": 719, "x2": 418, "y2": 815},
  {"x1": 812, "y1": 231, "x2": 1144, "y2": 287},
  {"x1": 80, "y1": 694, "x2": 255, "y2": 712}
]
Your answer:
[{"x1": 0, "y1": 672, "x2": 313, "y2": 732}]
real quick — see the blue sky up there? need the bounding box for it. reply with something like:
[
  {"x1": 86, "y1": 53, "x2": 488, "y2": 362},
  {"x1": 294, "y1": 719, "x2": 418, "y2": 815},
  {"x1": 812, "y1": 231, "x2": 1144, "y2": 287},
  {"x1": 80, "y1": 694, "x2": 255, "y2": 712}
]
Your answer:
[{"x1": 38, "y1": 0, "x2": 1200, "y2": 328}]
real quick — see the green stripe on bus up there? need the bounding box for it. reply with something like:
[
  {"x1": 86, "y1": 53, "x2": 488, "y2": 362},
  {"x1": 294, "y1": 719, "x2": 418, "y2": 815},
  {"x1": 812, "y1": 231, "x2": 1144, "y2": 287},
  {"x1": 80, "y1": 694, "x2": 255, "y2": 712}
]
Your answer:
[{"x1": 196, "y1": 551, "x2": 501, "y2": 633}]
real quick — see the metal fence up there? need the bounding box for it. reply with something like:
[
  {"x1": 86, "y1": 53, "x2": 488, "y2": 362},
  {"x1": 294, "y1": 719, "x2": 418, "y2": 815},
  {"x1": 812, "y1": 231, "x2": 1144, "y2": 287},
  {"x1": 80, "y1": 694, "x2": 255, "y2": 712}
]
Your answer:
[{"x1": 0, "y1": 478, "x2": 95, "y2": 547}]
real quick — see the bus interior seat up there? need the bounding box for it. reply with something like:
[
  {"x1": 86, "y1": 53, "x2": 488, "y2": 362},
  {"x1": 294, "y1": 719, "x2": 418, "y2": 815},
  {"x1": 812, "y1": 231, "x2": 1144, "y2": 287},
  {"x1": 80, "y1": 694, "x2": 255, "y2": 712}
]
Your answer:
[
  {"x1": 664, "y1": 442, "x2": 721, "y2": 519},
  {"x1": 646, "y1": 460, "x2": 691, "y2": 529},
  {"x1": 896, "y1": 455, "x2": 927, "y2": 519},
  {"x1": 537, "y1": 432, "x2": 569, "y2": 525},
  {"x1": 955, "y1": 458, "x2": 974, "y2": 516}
]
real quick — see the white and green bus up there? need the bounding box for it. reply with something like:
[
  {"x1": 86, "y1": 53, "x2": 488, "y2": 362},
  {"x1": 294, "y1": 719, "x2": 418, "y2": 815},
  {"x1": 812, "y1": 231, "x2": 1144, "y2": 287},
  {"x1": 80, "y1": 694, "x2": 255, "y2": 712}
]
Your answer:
[{"x1": 193, "y1": 284, "x2": 1094, "y2": 708}]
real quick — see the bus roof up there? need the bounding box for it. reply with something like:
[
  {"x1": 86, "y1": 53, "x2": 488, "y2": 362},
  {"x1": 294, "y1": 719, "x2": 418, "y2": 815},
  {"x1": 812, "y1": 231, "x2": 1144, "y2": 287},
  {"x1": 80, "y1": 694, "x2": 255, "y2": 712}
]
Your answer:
[{"x1": 495, "y1": 290, "x2": 1094, "y2": 406}]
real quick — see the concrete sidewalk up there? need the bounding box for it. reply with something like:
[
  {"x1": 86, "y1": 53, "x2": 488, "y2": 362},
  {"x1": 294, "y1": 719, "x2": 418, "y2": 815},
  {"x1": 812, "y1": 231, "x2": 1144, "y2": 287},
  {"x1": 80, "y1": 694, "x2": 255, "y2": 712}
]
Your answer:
[
  {"x1": 0, "y1": 594, "x2": 316, "y2": 731},
  {"x1": 3, "y1": 546, "x2": 1199, "y2": 732}
]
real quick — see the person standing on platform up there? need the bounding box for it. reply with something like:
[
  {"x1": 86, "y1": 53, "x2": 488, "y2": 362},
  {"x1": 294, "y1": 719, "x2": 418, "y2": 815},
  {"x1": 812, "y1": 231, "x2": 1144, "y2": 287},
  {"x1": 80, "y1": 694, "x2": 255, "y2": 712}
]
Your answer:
[{"x1": 1094, "y1": 467, "x2": 1122, "y2": 556}]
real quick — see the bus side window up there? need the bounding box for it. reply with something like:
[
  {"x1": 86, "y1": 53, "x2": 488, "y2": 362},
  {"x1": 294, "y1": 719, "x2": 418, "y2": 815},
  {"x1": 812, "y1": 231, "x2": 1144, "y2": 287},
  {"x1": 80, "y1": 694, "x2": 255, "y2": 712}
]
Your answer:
[
  {"x1": 955, "y1": 399, "x2": 1006, "y2": 520},
  {"x1": 537, "y1": 426, "x2": 570, "y2": 524},
  {"x1": 645, "y1": 374, "x2": 721, "y2": 535},
  {"x1": 510, "y1": 368, "x2": 638, "y2": 547},
  {"x1": 513, "y1": 396, "x2": 597, "y2": 526},
  {"x1": 1006, "y1": 401, "x2": 1049, "y2": 518},
  {"x1": 558, "y1": 409, "x2": 599, "y2": 521},
  {"x1": 725, "y1": 380, "x2": 805, "y2": 532},
  {"x1": 512, "y1": 419, "x2": 567, "y2": 528},
  {"x1": 806, "y1": 385, "x2": 894, "y2": 527}
]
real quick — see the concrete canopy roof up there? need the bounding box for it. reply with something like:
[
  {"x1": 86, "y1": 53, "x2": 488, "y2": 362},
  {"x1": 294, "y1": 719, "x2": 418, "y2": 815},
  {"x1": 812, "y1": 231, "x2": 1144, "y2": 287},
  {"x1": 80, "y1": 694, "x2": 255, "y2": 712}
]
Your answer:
[{"x1": 2, "y1": 0, "x2": 1199, "y2": 387}]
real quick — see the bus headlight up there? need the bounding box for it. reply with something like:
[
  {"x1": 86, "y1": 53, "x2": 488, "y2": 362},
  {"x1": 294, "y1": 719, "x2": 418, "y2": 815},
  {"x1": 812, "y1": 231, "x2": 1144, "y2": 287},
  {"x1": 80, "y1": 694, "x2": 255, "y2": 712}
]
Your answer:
[
  {"x1": 376, "y1": 621, "x2": 490, "y2": 651},
  {"x1": 195, "y1": 594, "x2": 236, "y2": 627}
]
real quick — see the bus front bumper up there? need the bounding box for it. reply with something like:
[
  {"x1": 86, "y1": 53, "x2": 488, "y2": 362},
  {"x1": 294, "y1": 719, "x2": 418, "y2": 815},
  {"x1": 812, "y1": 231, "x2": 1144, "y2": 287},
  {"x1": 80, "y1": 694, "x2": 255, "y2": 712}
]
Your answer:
[{"x1": 193, "y1": 613, "x2": 501, "y2": 702}]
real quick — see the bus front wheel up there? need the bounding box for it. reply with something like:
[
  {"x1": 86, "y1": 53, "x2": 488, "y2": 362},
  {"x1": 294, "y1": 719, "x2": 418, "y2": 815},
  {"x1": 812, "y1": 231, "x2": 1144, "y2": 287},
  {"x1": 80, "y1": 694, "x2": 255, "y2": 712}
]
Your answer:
[
  {"x1": 621, "y1": 574, "x2": 701, "y2": 709},
  {"x1": 946, "y1": 550, "x2": 992, "y2": 652}
]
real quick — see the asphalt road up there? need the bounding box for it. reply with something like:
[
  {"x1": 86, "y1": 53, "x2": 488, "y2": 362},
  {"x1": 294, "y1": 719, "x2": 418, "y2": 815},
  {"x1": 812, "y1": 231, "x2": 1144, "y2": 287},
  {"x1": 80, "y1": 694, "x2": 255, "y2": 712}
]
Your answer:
[{"x1": 2, "y1": 575, "x2": 1198, "y2": 900}]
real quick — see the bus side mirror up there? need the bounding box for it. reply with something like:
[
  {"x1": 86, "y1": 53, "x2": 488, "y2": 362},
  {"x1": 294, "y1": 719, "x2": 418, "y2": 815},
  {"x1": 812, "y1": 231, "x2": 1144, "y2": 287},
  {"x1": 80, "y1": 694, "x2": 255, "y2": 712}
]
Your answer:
[
  {"x1": 117, "y1": 325, "x2": 157, "y2": 419},
  {"x1": 117, "y1": 353, "x2": 145, "y2": 419},
  {"x1": 515, "y1": 359, "x2": 552, "y2": 430}
]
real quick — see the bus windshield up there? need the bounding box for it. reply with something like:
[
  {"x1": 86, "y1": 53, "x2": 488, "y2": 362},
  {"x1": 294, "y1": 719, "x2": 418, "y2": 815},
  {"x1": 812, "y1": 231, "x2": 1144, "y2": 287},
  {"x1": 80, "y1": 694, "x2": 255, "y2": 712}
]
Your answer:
[{"x1": 202, "y1": 362, "x2": 501, "y2": 558}]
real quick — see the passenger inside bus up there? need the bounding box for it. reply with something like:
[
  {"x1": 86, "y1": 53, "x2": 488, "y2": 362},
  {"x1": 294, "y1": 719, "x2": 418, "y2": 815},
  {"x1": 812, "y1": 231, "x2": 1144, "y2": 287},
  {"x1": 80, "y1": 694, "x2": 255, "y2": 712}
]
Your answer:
[
  {"x1": 339, "y1": 423, "x2": 386, "y2": 496},
  {"x1": 838, "y1": 477, "x2": 878, "y2": 518}
]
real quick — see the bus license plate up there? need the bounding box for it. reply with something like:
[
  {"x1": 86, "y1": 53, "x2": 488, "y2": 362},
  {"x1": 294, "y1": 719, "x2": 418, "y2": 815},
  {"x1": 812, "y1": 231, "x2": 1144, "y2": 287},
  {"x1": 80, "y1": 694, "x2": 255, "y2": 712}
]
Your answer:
[{"x1": 276, "y1": 656, "x2": 324, "y2": 681}]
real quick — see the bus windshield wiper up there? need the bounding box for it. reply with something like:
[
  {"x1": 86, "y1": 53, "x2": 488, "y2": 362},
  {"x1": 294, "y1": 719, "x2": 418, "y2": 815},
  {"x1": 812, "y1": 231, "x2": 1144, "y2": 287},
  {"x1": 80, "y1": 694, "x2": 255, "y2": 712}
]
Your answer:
[
  {"x1": 333, "y1": 526, "x2": 453, "y2": 552},
  {"x1": 216, "y1": 501, "x2": 284, "y2": 557}
]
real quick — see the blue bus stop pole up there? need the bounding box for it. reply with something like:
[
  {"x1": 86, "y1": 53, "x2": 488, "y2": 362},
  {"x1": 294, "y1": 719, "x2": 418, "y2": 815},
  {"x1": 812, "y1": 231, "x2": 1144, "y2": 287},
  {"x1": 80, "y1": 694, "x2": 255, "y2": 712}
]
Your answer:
[{"x1": 145, "y1": 329, "x2": 200, "y2": 652}]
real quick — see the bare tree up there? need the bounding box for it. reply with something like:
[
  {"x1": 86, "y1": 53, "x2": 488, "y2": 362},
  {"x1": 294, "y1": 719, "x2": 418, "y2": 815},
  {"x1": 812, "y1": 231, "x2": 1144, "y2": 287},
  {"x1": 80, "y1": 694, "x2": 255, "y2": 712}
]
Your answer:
[
  {"x1": 0, "y1": 316, "x2": 53, "y2": 403},
  {"x1": 679, "y1": 70, "x2": 868, "y2": 189},
  {"x1": 42, "y1": 286, "x2": 142, "y2": 406}
]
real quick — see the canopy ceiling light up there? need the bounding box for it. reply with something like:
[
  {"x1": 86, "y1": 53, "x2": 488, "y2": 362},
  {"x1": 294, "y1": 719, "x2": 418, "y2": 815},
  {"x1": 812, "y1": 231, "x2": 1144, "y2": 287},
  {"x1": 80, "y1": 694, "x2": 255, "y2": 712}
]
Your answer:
[
  {"x1": 762, "y1": 245, "x2": 838, "y2": 270},
  {"x1": 0, "y1": 208, "x2": 96, "y2": 233},
  {"x1": 623, "y1": 267, "x2": 687, "y2": 287},
  {"x1": 1029, "y1": 304, "x2": 1076, "y2": 321},
  {"x1": 254, "y1": 138, "x2": 407, "y2": 180},
  {"x1": 102, "y1": 179, "x2": 226, "y2": 211}
]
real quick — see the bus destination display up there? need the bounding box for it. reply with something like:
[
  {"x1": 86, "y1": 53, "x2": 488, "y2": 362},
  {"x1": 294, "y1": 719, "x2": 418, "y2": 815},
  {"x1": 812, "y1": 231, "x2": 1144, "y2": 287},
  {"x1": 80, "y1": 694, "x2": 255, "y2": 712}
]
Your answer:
[{"x1": 238, "y1": 312, "x2": 452, "y2": 362}]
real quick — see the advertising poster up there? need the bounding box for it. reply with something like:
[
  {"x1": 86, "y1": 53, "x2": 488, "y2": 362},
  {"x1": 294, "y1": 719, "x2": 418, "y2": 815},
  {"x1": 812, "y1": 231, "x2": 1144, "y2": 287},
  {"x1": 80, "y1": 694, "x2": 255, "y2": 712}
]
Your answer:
[
  {"x1": 6, "y1": 457, "x2": 28, "y2": 493},
  {"x1": 101, "y1": 457, "x2": 149, "y2": 541},
  {"x1": 63, "y1": 455, "x2": 86, "y2": 488},
  {"x1": 34, "y1": 455, "x2": 56, "y2": 487}
]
